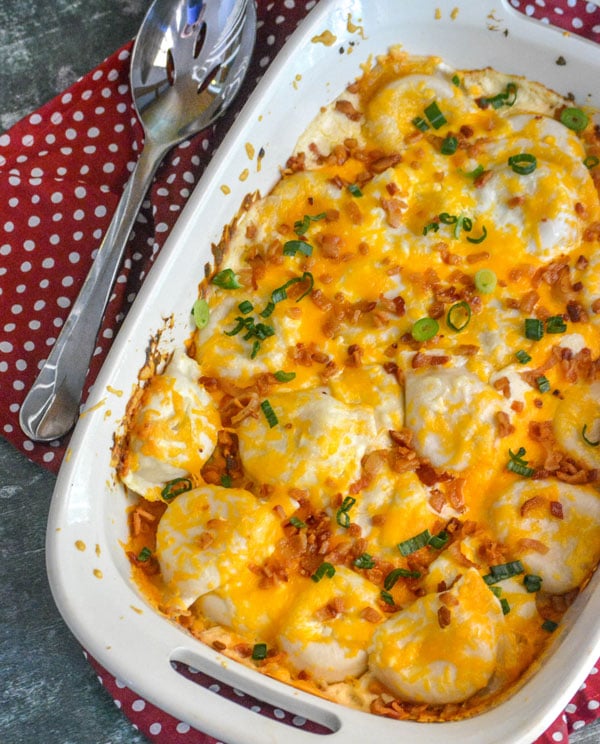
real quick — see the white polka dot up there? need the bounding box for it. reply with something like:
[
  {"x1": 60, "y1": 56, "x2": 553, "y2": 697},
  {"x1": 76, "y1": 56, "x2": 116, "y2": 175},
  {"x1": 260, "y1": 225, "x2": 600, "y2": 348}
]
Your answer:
[
  {"x1": 208, "y1": 683, "x2": 221, "y2": 692},
  {"x1": 42, "y1": 258, "x2": 55, "y2": 269},
  {"x1": 87, "y1": 126, "x2": 101, "y2": 138},
  {"x1": 29, "y1": 320, "x2": 41, "y2": 331},
  {"x1": 588, "y1": 700, "x2": 600, "y2": 710},
  {"x1": 131, "y1": 699, "x2": 146, "y2": 712},
  {"x1": 0, "y1": 341, "x2": 13, "y2": 353},
  {"x1": 20, "y1": 262, "x2": 32, "y2": 272},
  {"x1": 28, "y1": 215, "x2": 41, "y2": 228},
  {"x1": 148, "y1": 723, "x2": 162, "y2": 735},
  {"x1": 34, "y1": 300, "x2": 45, "y2": 311},
  {"x1": 292, "y1": 715, "x2": 306, "y2": 726},
  {"x1": 69, "y1": 252, "x2": 81, "y2": 264},
  {"x1": 57, "y1": 297, "x2": 71, "y2": 309},
  {"x1": 4, "y1": 221, "x2": 15, "y2": 232},
  {"x1": 23, "y1": 240, "x2": 35, "y2": 251},
  {"x1": 73, "y1": 209, "x2": 85, "y2": 221},
  {"x1": 274, "y1": 709, "x2": 286, "y2": 719},
  {"x1": 11, "y1": 304, "x2": 23, "y2": 315},
  {"x1": 176, "y1": 722, "x2": 191, "y2": 733},
  {"x1": 552, "y1": 732, "x2": 564, "y2": 742}
]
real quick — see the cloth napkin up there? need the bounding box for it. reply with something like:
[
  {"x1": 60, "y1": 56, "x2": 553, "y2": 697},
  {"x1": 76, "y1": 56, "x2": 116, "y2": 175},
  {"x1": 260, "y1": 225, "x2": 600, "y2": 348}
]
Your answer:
[{"x1": 2, "y1": 1, "x2": 600, "y2": 742}]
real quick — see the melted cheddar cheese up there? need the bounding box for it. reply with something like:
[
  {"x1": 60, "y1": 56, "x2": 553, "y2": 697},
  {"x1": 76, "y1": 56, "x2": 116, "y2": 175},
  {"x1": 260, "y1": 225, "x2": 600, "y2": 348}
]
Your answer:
[{"x1": 116, "y1": 48, "x2": 600, "y2": 722}]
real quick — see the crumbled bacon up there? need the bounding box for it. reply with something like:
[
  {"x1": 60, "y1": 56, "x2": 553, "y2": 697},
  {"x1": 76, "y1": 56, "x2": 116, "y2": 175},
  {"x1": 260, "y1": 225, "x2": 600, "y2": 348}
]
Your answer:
[
  {"x1": 335, "y1": 99, "x2": 362, "y2": 121},
  {"x1": 496, "y1": 411, "x2": 515, "y2": 438},
  {"x1": 519, "y1": 538, "x2": 549, "y2": 554},
  {"x1": 520, "y1": 495, "x2": 547, "y2": 516},
  {"x1": 412, "y1": 352, "x2": 449, "y2": 368},
  {"x1": 437, "y1": 605, "x2": 452, "y2": 628},
  {"x1": 550, "y1": 501, "x2": 564, "y2": 519},
  {"x1": 360, "y1": 606, "x2": 382, "y2": 623}
]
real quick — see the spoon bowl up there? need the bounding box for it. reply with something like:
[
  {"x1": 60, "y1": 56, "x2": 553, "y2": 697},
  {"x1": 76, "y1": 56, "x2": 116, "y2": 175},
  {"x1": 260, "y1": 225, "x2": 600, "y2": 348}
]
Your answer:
[{"x1": 19, "y1": 0, "x2": 256, "y2": 443}]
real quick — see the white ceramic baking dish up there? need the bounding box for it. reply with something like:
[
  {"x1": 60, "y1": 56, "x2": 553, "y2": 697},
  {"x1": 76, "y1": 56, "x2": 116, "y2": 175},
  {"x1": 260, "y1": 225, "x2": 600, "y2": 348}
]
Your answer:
[{"x1": 46, "y1": 1, "x2": 600, "y2": 742}]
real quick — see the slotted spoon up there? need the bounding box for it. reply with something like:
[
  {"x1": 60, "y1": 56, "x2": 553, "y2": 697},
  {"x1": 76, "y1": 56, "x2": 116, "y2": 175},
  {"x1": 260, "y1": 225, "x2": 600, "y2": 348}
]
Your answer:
[{"x1": 19, "y1": 0, "x2": 256, "y2": 442}]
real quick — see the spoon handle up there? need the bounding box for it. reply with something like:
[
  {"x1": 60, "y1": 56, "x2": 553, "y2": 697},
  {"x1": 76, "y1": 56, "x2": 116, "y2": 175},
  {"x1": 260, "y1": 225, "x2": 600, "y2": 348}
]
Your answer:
[{"x1": 19, "y1": 138, "x2": 168, "y2": 442}]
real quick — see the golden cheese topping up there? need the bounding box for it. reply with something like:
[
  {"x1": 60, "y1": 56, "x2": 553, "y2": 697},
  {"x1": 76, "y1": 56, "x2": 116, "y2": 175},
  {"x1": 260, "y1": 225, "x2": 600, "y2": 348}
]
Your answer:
[{"x1": 117, "y1": 47, "x2": 600, "y2": 723}]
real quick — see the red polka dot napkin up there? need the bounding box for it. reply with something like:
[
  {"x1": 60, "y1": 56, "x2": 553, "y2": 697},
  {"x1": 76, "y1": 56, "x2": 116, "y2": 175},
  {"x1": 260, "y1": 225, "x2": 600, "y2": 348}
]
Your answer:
[{"x1": 2, "y1": 1, "x2": 600, "y2": 742}]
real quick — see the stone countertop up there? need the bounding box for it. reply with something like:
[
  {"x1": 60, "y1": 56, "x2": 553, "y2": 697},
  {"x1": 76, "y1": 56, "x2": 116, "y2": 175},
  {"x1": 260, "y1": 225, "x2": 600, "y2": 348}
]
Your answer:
[{"x1": 2, "y1": 1, "x2": 600, "y2": 743}]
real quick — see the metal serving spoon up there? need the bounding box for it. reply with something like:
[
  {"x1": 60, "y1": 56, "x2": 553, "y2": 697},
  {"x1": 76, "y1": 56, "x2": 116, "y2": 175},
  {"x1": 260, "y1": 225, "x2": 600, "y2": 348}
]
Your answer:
[{"x1": 19, "y1": 0, "x2": 256, "y2": 443}]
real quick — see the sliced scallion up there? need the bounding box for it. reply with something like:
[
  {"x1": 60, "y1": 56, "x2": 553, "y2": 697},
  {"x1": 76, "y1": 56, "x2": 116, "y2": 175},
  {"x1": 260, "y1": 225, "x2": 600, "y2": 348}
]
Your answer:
[
  {"x1": 546, "y1": 315, "x2": 567, "y2": 334},
  {"x1": 424, "y1": 100, "x2": 447, "y2": 129},
  {"x1": 397, "y1": 529, "x2": 432, "y2": 557},
  {"x1": 441, "y1": 135, "x2": 458, "y2": 155},
  {"x1": 582, "y1": 423, "x2": 600, "y2": 447},
  {"x1": 192, "y1": 298, "x2": 209, "y2": 329},
  {"x1": 411, "y1": 317, "x2": 439, "y2": 342},
  {"x1": 536, "y1": 375, "x2": 551, "y2": 393},
  {"x1": 311, "y1": 562, "x2": 336, "y2": 582},
  {"x1": 161, "y1": 477, "x2": 193, "y2": 502},
  {"x1": 474, "y1": 268, "x2": 497, "y2": 294},
  {"x1": 211, "y1": 268, "x2": 241, "y2": 289},
  {"x1": 560, "y1": 107, "x2": 589, "y2": 132},
  {"x1": 260, "y1": 399, "x2": 278, "y2": 428},
  {"x1": 515, "y1": 349, "x2": 532, "y2": 364},
  {"x1": 524, "y1": 317, "x2": 544, "y2": 341},
  {"x1": 523, "y1": 574, "x2": 543, "y2": 593},
  {"x1": 353, "y1": 553, "x2": 376, "y2": 569},
  {"x1": 252, "y1": 643, "x2": 268, "y2": 660},
  {"x1": 274, "y1": 370, "x2": 296, "y2": 383},
  {"x1": 283, "y1": 240, "x2": 313, "y2": 257},
  {"x1": 447, "y1": 301, "x2": 471, "y2": 332},
  {"x1": 508, "y1": 153, "x2": 537, "y2": 175},
  {"x1": 483, "y1": 560, "x2": 525, "y2": 585},
  {"x1": 336, "y1": 496, "x2": 356, "y2": 528}
]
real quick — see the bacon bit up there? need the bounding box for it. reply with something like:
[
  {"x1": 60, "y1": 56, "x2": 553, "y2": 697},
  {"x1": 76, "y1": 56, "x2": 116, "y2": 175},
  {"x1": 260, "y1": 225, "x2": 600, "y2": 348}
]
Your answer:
[
  {"x1": 493, "y1": 376, "x2": 511, "y2": 398},
  {"x1": 317, "y1": 232, "x2": 344, "y2": 259},
  {"x1": 272, "y1": 504, "x2": 287, "y2": 521},
  {"x1": 520, "y1": 495, "x2": 547, "y2": 516},
  {"x1": 507, "y1": 195, "x2": 525, "y2": 208},
  {"x1": 335, "y1": 99, "x2": 362, "y2": 121},
  {"x1": 360, "y1": 606, "x2": 382, "y2": 623},
  {"x1": 575, "y1": 202, "x2": 588, "y2": 219},
  {"x1": 429, "y1": 489, "x2": 447, "y2": 514},
  {"x1": 370, "y1": 153, "x2": 403, "y2": 174},
  {"x1": 233, "y1": 643, "x2": 253, "y2": 658},
  {"x1": 567, "y1": 300, "x2": 587, "y2": 323},
  {"x1": 380, "y1": 197, "x2": 406, "y2": 228},
  {"x1": 455, "y1": 344, "x2": 480, "y2": 357},
  {"x1": 474, "y1": 169, "x2": 493, "y2": 188},
  {"x1": 286, "y1": 151, "x2": 306, "y2": 172},
  {"x1": 519, "y1": 537, "x2": 549, "y2": 554},
  {"x1": 466, "y1": 251, "x2": 490, "y2": 264},
  {"x1": 212, "y1": 640, "x2": 227, "y2": 651},
  {"x1": 520, "y1": 290, "x2": 540, "y2": 314},
  {"x1": 437, "y1": 605, "x2": 452, "y2": 628},
  {"x1": 576, "y1": 254, "x2": 589, "y2": 270},
  {"x1": 412, "y1": 352, "x2": 449, "y2": 369},
  {"x1": 196, "y1": 531, "x2": 215, "y2": 549},
  {"x1": 511, "y1": 400, "x2": 525, "y2": 413},
  {"x1": 315, "y1": 597, "x2": 346, "y2": 621},
  {"x1": 445, "y1": 478, "x2": 466, "y2": 513},
  {"x1": 345, "y1": 200, "x2": 363, "y2": 225},
  {"x1": 346, "y1": 344, "x2": 364, "y2": 367},
  {"x1": 495, "y1": 410, "x2": 514, "y2": 438},
  {"x1": 583, "y1": 221, "x2": 600, "y2": 242},
  {"x1": 550, "y1": 501, "x2": 564, "y2": 519},
  {"x1": 439, "y1": 591, "x2": 459, "y2": 608},
  {"x1": 416, "y1": 463, "x2": 442, "y2": 487}
]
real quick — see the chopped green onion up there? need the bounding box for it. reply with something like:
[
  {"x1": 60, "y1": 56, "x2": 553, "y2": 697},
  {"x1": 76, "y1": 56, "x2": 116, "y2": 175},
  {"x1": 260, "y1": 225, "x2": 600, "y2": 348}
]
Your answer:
[
  {"x1": 454, "y1": 214, "x2": 472, "y2": 238},
  {"x1": 353, "y1": 553, "x2": 376, "y2": 569},
  {"x1": 412, "y1": 116, "x2": 430, "y2": 132},
  {"x1": 336, "y1": 496, "x2": 356, "y2": 528},
  {"x1": 311, "y1": 562, "x2": 336, "y2": 582},
  {"x1": 474, "y1": 268, "x2": 497, "y2": 294},
  {"x1": 582, "y1": 423, "x2": 600, "y2": 447},
  {"x1": 560, "y1": 107, "x2": 589, "y2": 132},
  {"x1": 508, "y1": 153, "x2": 537, "y2": 175},
  {"x1": 490, "y1": 586, "x2": 503, "y2": 598},
  {"x1": 507, "y1": 447, "x2": 535, "y2": 478},
  {"x1": 536, "y1": 375, "x2": 551, "y2": 393},
  {"x1": 515, "y1": 350, "x2": 532, "y2": 364},
  {"x1": 423, "y1": 221, "x2": 440, "y2": 235},
  {"x1": 546, "y1": 315, "x2": 567, "y2": 334},
  {"x1": 584, "y1": 155, "x2": 600, "y2": 169},
  {"x1": 347, "y1": 183, "x2": 363, "y2": 197},
  {"x1": 446, "y1": 301, "x2": 471, "y2": 332},
  {"x1": 380, "y1": 590, "x2": 396, "y2": 606},
  {"x1": 439, "y1": 212, "x2": 458, "y2": 225},
  {"x1": 479, "y1": 82, "x2": 518, "y2": 109},
  {"x1": 500, "y1": 598, "x2": 511, "y2": 615},
  {"x1": 424, "y1": 100, "x2": 447, "y2": 129},
  {"x1": 252, "y1": 643, "x2": 268, "y2": 660},
  {"x1": 441, "y1": 135, "x2": 458, "y2": 155},
  {"x1": 483, "y1": 560, "x2": 525, "y2": 585},
  {"x1": 451, "y1": 74, "x2": 461, "y2": 87},
  {"x1": 192, "y1": 298, "x2": 210, "y2": 329},
  {"x1": 137, "y1": 547, "x2": 152, "y2": 562},
  {"x1": 397, "y1": 529, "x2": 432, "y2": 557},
  {"x1": 211, "y1": 268, "x2": 241, "y2": 289},
  {"x1": 289, "y1": 516, "x2": 307, "y2": 529},
  {"x1": 274, "y1": 370, "x2": 296, "y2": 383},
  {"x1": 260, "y1": 399, "x2": 278, "y2": 428},
  {"x1": 428, "y1": 530, "x2": 449, "y2": 550},
  {"x1": 283, "y1": 240, "x2": 313, "y2": 257},
  {"x1": 220, "y1": 474, "x2": 232, "y2": 488},
  {"x1": 524, "y1": 317, "x2": 544, "y2": 341},
  {"x1": 294, "y1": 212, "x2": 327, "y2": 235},
  {"x1": 238, "y1": 300, "x2": 253, "y2": 315},
  {"x1": 542, "y1": 619, "x2": 558, "y2": 633},
  {"x1": 161, "y1": 477, "x2": 193, "y2": 502},
  {"x1": 466, "y1": 225, "x2": 488, "y2": 244},
  {"x1": 523, "y1": 574, "x2": 543, "y2": 593},
  {"x1": 461, "y1": 164, "x2": 485, "y2": 180},
  {"x1": 411, "y1": 317, "x2": 439, "y2": 342},
  {"x1": 384, "y1": 567, "x2": 421, "y2": 590}
]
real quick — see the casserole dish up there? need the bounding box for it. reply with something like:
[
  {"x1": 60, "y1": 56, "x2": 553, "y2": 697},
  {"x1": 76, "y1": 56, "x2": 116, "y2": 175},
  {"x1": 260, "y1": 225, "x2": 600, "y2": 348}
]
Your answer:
[{"x1": 46, "y1": 1, "x2": 600, "y2": 741}]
